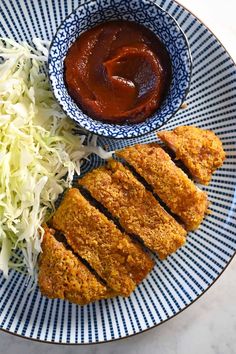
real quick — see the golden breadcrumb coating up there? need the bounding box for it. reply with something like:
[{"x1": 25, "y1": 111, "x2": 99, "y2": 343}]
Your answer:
[
  {"x1": 38, "y1": 227, "x2": 113, "y2": 305},
  {"x1": 158, "y1": 126, "x2": 225, "y2": 185},
  {"x1": 117, "y1": 144, "x2": 208, "y2": 231},
  {"x1": 52, "y1": 189, "x2": 154, "y2": 296},
  {"x1": 79, "y1": 160, "x2": 186, "y2": 259}
]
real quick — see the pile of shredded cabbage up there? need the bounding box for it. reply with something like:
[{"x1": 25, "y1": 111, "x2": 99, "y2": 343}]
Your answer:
[{"x1": 0, "y1": 38, "x2": 112, "y2": 279}]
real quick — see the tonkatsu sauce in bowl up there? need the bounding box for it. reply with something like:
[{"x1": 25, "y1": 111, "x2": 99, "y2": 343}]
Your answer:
[
  {"x1": 48, "y1": 0, "x2": 192, "y2": 138},
  {"x1": 64, "y1": 21, "x2": 172, "y2": 124}
]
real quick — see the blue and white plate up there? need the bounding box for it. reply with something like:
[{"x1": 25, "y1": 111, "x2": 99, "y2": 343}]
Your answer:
[{"x1": 0, "y1": 0, "x2": 236, "y2": 345}]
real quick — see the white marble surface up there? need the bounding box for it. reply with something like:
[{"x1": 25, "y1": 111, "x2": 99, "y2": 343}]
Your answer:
[{"x1": 0, "y1": 1, "x2": 236, "y2": 353}]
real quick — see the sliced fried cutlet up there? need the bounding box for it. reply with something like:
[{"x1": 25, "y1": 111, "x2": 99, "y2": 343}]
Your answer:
[
  {"x1": 117, "y1": 144, "x2": 208, "y2": 231},
  {"x1": 52, "y1": 188, "x2": 154, "y2": 297},
  {"x1": 158, "y1": 126, "x2": 226, "y2": 185},
  {"x1": 38, "y1": 226, "x2": 113, "y2": 305},
  {"x1": 79, "y1": 160, "x2": 186, "y2": 259}
]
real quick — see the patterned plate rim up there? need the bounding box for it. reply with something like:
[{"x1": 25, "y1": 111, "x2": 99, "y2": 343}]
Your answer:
[{"x1": 0, "y1": 0, "x2": 236, "y2": 345}]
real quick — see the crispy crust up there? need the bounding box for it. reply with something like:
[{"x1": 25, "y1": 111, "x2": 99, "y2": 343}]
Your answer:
[
  {"x1": 117, "y1": 144, "x2": 208, "y2": 231},
  {"x1": 79, "y1": 160, "x2": 186, "y2": 259},
  {"x1": 38, "y1": 227, "x2": 113, "y2": 305},
  {"x1": 158, "y1": 126, "x2": 226, "y2": 185},
  {"x1": 52, "y1": 189, "x2": 154, "y2": 296}
]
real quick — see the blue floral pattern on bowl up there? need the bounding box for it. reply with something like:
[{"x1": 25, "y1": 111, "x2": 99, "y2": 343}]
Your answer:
[{"x1": 48, "y1": 0, "x2": 192, "y2": 138}]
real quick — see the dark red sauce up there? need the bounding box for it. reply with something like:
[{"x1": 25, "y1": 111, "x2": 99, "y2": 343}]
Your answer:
[{"x1": 64, "y1": 21, "x2": 172, "y2": 124}]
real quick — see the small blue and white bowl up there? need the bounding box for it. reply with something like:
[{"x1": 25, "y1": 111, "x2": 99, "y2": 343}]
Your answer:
[{"x1": 48, "y1": 0, "x2": 192, "y2": 139}]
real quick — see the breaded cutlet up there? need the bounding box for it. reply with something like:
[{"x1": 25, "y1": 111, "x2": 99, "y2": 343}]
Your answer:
[
  {"x1": 79, "y1": 160, "x2": 186, "y2": 259},
  {"x1": 38, "y1": 226, "x2": 113, "y2": 305},
  {"x1": 117, "y1": 144, "x2": 208, "y2": 231},
  {"x1": 158, "y1": 126, "x2": 226, "y2": 185},
  {"x1": 52, "y1": 188, "x2": 154, "y2": 297}
]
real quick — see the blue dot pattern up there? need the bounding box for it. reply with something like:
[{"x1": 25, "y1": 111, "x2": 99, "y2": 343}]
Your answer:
[
  {"x1": 0, "y1": 0, "x2": 236, "y2": 344},
  {"x1": 48, "y1": 0, "x2": 192, "y2": 139}
]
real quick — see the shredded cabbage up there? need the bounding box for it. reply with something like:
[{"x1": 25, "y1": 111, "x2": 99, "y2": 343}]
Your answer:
[{"x1": 0, "y1": 38, "x2": 113, "y2": 279}]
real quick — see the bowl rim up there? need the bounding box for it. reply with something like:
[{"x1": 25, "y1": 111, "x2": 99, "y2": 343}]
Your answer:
[{"x1": 48, "y1": 0, "x2": 193, "y2": 139}]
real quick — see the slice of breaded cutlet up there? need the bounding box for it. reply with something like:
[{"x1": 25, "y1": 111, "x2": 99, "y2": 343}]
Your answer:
[
  {"x1": 158, "y1": 126, "x2": 225, "y2": 185},
  {"x1": 38, "y1": 227, "x2": 113, "y2": 305},
  {"x1": 79, "y1": 160, "x2": 186, "y2": 260},
  {"x1": 117, "y1": 144, "x2": 208, "y2": 231},
  {"x1": 52, "y1": 189, "x2": 154, "y2": 297}
]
